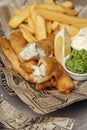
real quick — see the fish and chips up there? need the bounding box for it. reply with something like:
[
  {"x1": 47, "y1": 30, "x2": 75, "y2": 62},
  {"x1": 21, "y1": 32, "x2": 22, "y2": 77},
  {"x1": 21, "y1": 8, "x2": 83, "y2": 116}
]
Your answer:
[
  {"x1": 0, "y1": 31, "x2": 74, "y2": 93},
  {"x1": 1, "y1": 0, "x2": 87, "y2": 93}
]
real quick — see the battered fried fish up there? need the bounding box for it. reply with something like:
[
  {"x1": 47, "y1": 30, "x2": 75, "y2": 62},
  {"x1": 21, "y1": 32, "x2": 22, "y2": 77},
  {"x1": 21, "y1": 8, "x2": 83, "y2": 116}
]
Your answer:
[
  {"x1": 56, "y1": 66, "x2": 74, "y2": 94},
  {"x1": 36, "y1": 58, "x2": 74, "y2": 94},
  {"x1": 20, "y1": 60, "x2": 37, "y2": 74},
  {"x1": 29, "y1": 57, "x2": 61, "y2": 83},
  {"x1": 0, "y1": 27, "x2": 74, "y2": 93},
  {"x1": 10, "y1": 31, "x2": 27, "y2": 63},
  {"x1": 0, "y1": 37, "x2": 32, "y2": 81},
  {"x1": 20, "y1": 28, "x2": 57, "y2": 61},
  {"x1": 36, "y1": 78, "x2": 57, "y2": 91},
  {"x1": 20, "y1": 40, "x2": 54, "y2": 61}
]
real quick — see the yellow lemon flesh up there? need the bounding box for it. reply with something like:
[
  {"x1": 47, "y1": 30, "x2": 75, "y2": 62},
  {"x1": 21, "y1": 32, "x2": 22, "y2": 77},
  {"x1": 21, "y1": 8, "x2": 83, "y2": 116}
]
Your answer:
[{"x1": 54, "y1": 27, "x2": 71, "y2": 64}]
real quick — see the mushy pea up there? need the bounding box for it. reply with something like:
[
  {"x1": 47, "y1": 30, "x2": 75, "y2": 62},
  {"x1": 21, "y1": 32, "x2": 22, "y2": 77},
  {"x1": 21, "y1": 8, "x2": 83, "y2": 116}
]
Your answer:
[{"x1": 65, "y1": 49, "x2": 87, "y2": 74}]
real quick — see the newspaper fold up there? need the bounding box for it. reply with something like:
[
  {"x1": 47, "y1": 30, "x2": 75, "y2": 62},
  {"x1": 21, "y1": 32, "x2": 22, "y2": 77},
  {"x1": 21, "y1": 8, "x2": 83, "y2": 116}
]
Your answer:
[{"x1": 0, "y1": 0, "x2": 87, "y2": 114}]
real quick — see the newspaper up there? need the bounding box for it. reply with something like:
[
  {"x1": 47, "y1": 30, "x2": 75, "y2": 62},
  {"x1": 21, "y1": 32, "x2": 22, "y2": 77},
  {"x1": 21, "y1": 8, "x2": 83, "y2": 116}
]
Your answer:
[
  {"x1": 0, "y1": 0, "x2": 87, "y2": 115},
  {"x1": 0, "y1": 99, "x2": 75, "y2": 130}
]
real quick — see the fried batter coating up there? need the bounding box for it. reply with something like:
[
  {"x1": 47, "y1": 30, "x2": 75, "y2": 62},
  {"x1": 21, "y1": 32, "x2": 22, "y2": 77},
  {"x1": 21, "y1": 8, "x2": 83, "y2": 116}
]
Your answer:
[
  {"x1": 29, "y1": 57, "x2": 62, "y2": 83},
  {"x1": 56, "y1": 66, "x2": 74, "y2": 94},
  {"x1": 0, "y1": 30, "x2": 74, "y2": 94},
  {"x1": 20, "y1": 60, "x2": 37, "y2": 73},
  {"x1": 10, "y1": 31, "x2": 27, "y2": 63},
  {"x1": 0, "y1": 37, "x2": 32, "y2": 81},
  {"x1": 20, "y1": 28, "x2": 58, "y2": 61},
  {"x1": 36, "y1": 59, "x2": 74, "y2": 93},
  {"x1": 36, "y1": 78, "x2": 57, "y2": 91},
  {"x1": 20, "y1": 39, "x2": 54, "y2": 61}
]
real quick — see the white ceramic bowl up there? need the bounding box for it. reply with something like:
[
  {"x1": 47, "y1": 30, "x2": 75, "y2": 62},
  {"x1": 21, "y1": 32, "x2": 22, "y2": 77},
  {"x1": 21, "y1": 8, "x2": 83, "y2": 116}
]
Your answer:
[{"x1": 63, "y1": 55, "x2": 87, "y2": 81}]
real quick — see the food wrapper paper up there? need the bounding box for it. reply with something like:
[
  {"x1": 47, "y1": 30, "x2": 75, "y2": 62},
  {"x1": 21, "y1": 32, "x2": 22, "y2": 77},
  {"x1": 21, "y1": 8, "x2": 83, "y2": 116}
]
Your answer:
[{"x1": 0, "y1": 99, "x2": 75, "y2": 130}]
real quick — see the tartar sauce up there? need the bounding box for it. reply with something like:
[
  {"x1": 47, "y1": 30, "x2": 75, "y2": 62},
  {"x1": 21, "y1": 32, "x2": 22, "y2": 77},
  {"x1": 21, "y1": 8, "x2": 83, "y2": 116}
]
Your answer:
[{"x1": 71, "y1": 27, "x2": 87, "y2": 51}]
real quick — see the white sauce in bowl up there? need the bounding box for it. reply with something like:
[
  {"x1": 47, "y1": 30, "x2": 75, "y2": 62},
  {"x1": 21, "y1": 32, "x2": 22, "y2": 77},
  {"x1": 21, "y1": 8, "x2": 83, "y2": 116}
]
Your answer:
[{"x1": 71, "y1": 27, "x2": 87, "y2": 51}]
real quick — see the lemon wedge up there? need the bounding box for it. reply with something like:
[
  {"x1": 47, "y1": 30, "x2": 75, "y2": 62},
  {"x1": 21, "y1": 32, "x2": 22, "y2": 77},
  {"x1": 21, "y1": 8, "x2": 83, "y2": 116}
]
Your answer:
[{"x1": 54, "y1": 27, "x2": 71, "y2": 64}]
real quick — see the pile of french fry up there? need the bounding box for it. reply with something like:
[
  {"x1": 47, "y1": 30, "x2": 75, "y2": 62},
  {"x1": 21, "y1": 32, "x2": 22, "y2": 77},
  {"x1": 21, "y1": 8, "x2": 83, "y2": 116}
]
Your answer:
[{"x1": 9, "y1": 0, "x2": 87, "y2": 43}]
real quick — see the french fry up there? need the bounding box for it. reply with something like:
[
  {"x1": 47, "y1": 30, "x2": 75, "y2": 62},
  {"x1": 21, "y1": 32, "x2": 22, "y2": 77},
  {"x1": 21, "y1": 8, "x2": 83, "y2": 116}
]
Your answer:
[
  {"x1": 30, "y1": 2, "x2": 47, "y2": 40},
  {"x1": 36, "y1": 4, "x2": 78, "y2": 16},
  {"x1": 29, "y1": 2, "x2": 38, "y2": 39},
  {"x1": 61, "y1": 1, "x2": 74, "y2": 9},
  {"x1": 36, "y1": 4, "x2": 66, "y2": 13},
  {"x1": 51, "y1": 21, "x2": 59, "y2": 30},
  {"x1": 35, "y1": 15, "x2": 47, "y2": 40},
  {"x1": 29, "y1": 2, "x2": 38, "y2": 24},
  {"x1": 19, "y1": 24, "x2": 34, "y2": 34},
  {"x1": 64, "y1": 7, "x2": 78, "y2": 16},
  {"x1": 27, "y1": 16, "x2": 35, "y2": 32},
  {"x1": 73, "y1": 23, "x2": 87, "y2": 28},
  {"x1": 9, "y1": 5, "x2": 30, "y2": 28},
  {"x1": 42, "y1": 0, "x2": 55, "y2": 5},
  {"x1": 19, "y1": 24, "x2": 36, "y2": 43},
  {"x1": 36, "y1": 9, "x2": 87, "y2": 26},
  {"x1": 46, "y1": 21, "x2": 52, "y2": 34}
]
